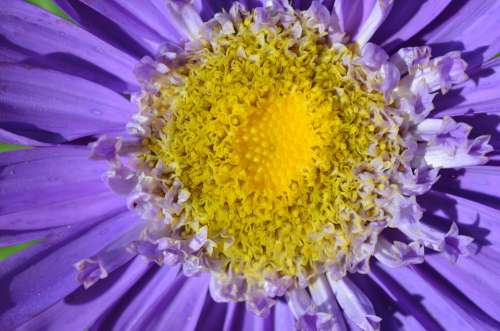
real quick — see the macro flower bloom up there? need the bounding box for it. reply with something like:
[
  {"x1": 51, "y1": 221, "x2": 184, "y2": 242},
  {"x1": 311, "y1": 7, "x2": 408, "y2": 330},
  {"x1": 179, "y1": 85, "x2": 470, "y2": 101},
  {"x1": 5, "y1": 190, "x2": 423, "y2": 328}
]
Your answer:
[{"x1": 1, "y1": 0, "x2": 500, "y2": 330}]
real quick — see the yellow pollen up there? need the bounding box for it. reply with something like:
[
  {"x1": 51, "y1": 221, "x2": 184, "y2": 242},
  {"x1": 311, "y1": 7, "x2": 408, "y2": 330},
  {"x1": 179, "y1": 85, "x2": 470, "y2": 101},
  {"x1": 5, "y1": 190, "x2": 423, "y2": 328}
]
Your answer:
[
  {"x1": 144, "y1": 12, "x2": 402, "y2": 281},
  {"x1": 235, "y1": 95, "x2": 318, "y2": 193}
]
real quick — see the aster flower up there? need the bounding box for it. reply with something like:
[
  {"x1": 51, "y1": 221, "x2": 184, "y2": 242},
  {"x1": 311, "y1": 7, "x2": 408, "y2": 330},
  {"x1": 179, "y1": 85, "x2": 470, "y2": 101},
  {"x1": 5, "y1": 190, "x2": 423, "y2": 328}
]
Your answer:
[{"x1": 1, "y1": 0, "x2": 500, "y2": 330}]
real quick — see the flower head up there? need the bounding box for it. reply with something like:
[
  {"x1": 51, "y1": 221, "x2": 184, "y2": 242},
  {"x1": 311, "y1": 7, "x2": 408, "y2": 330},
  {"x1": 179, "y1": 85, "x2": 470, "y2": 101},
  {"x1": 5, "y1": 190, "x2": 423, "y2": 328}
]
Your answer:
[{"x1": 1, "y1": 1, "x2": 500, "y2": 330}]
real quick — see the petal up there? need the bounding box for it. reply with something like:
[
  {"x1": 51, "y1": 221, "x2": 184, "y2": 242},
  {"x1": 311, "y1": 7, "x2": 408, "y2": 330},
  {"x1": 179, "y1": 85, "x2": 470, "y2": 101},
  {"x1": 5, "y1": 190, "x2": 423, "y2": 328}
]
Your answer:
[
  {"x1": 17, "y1": 258, "x2": 150, "y2": 331},
  {"x1": 88, "y1": 265, "x2": 180, "y2": 330},
  {"x1": 418, "y1": 191, "x2": 500, "y2": 322},
  {"x1": 221, "y1": 302, "x2": 244, "y2": 331},
  {"x1": 327, "y1": 275, "x2": 381, "y2": 331},
  {"x1": 309, "y1": 275, "x2": 348, "y2": 331},
  {"x1": 412, "y1": 1, "x2": 500, "y2": 65},
  {"x1": 371, "y1": 1, "x2": 452, "y2": 53},
  {"x1": 433, "y1": 63, "x2": 500, "y2": 117},
  {"x1": 426, "y1": 251, "x2": 500, "y2": 322},
  {"x1": 0, "y1": 0, "x2": 138, "y2": 91},
  {"x1": 0, "y1": 64, "x2": 135, "y2": 143},
  {"x1": 0, "y1": 129, "x2": 48, "y2": 146},
  {"x1": 0, "y1": 211, "x2": 139, "y2": 330},
  {"x1": 334, "y1": 0, "x2": 394, "y2": 46},
  {"x1": 433, "y1": 165, "x2": 500, "y2": 209},
  {"x1": 273, "y1": 301, "x2": 296, "y2": 330},
  {"x1": 372, "y1": 262, "x2": 500, "y2": 331},
  {"x1": 0, "y1": 146, "x2": 113, "y2": 218},
  {"x1": 419, "y1": 191, "x2": 500, "y2": 247},
  {"x1": 349, "y1": 272, "x2": 428, "y2": 331},
  {"x1": 59, "y1": 0, "x2": 186, "y2": 53},
  {"x1": 92, "y1": 265, "x2": 209, "y2": 331},
  {"x1": 75, "y1": 223, "x2": 143, "y2": 289}
]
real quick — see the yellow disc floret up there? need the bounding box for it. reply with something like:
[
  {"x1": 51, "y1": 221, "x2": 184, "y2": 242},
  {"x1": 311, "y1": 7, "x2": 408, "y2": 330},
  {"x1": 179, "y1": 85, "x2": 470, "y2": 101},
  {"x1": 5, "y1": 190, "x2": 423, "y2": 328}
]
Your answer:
[
  {"x1": 143, "y1": 13, "x2": 400, "y2": 281},
  {"x1": 235, "y1": 94, "x2": 319, "y2": 194}
]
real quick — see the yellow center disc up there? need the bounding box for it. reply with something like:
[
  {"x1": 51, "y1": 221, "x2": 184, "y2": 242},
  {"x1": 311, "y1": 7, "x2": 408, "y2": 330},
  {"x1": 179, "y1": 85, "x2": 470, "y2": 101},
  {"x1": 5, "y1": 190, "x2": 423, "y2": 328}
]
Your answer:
[{"x1": 144, "y1": 14, "x2": 400, "y2": 280}]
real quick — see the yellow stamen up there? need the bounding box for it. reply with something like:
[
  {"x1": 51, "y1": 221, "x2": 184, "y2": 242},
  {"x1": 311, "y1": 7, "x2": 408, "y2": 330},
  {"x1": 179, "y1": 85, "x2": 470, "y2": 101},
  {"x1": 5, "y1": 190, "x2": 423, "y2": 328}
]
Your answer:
[{"x1": 144, "y1": 14, "x2": 400, "y2": 280}]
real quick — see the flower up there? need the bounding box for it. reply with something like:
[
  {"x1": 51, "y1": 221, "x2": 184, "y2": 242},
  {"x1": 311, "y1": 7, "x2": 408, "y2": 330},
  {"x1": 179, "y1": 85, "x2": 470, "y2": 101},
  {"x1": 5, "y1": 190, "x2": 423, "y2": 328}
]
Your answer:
[{"x1": 1, "y1": 0, "x2": 500, "y2": 330}]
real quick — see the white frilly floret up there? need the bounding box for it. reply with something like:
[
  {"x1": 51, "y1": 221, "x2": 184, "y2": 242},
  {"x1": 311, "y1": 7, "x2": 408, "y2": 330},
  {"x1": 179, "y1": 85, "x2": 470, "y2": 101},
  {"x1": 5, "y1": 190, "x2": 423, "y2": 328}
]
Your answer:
[
  {"x1": 417, "y1": 117, "x2": 493, "y2": 168},
  {"x1": 327, "y1": 276, "x2": 381, "y2": 331}
]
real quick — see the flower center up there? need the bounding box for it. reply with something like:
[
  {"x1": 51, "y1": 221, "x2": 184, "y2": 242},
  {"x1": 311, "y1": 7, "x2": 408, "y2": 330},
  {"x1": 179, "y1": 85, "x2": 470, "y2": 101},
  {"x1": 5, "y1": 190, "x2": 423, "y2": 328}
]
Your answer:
[
  {"x1": 142, "y1": 9, "x2": 403, "y2": 282},
  {"x1": 234, "y1": 94, "x2": 318, "y2": 193}
]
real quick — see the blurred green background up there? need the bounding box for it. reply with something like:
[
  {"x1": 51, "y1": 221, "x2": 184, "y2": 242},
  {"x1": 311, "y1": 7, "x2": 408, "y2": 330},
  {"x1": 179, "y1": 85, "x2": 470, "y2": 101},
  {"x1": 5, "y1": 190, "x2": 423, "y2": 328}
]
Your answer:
[{"x1": 0, "y1": 0, "x2": 62, "y2": 261}]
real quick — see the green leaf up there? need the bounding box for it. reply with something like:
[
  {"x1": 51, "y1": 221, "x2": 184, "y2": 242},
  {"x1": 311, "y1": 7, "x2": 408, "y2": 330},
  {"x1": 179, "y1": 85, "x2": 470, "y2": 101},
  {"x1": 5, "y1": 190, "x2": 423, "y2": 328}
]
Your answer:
[
  {"x1": 0, "y1": 241, "x2": 38, "y2": 261},
  {"x1": 26, "y1": 0, "x2": 69, "y2": 20},
  {"x1": 0, "y1": 143, "x2": 29, "y2": 153}
]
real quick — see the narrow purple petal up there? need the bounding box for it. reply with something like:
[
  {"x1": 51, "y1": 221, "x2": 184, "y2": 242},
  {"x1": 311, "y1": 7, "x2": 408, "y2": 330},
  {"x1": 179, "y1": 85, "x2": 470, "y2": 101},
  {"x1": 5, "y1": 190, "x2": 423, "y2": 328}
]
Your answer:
[
  {"x1": 0, "y1": 146, "x2": 112, "y2": 217},
  {"x1": 0, "y1": 0, "x2": 139, "y2": 90},
  {"x1": 0, "y1": 129, "x2": 48, "y2": 146},
  {"x1": 412, "y1": 1, "x2": 500, "y2": 65},
  {"x1": 75, "y1": 223, "x2": 143, "y2": 289},
  {"x1": 0, "y1": 211, "x2": 139, "y2": 330},
  {"x1": 373, "y1": 262, "x2": 500, "y2": 331},
  {"x1": 273, "y1": 301, "x2": 296, "y2": 330},
  {"x1": 426, "y1": 251, "x2": 500, "y2": 321},
  {"x1": 434, "y1": 166, "x2": 500, "y2": 206},
  {"x1": 88, "y1": 265, "x2": 180, "y2": 330},
  {"x1": 0, "y1": 64, "x2": 135, "y2": 142},
  {"x1": 349, "y1": 272, "x2": 429, "y2": 331},
  {"x1": 372, "y1": 1, "x2": 452, "y2": 53},
  {"x1": 65, "y1": 0, "x2": 186, "y2": 53},
  {"x1": 17, "y1": 258, "x2": 149, "y2": 331},
  {"x1": 433, "y1": 63, "x2": 500, "y2": 117},
  {"x1": 334, "y1": 0, "x2": 393, "y2": 45},
  {"x1": 223, "y1": 302, "x2": 248, "y2": 331}
]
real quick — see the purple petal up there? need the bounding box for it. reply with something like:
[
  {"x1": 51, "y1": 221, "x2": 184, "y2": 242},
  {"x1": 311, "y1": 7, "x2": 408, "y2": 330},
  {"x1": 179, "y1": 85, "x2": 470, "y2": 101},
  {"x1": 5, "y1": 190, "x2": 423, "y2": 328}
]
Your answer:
[
  {"x1": 419, "y1": 191, "x2": 500, "y2": 320},
  {"x1": 420, "y1": 191, "x2": 500, "y2": 247},
  {"x1": 0, "y1": 211, "x2": 139, "y2": 330},
  {"x1": 273, "y1": 301, "x2": 297, "y2": 330},
  {"x1": 360, "y1": 43, "x2": 389, "y2": 70},
  {"x1": 241, "y1": 305, "x2": 274, "y2": 331},
  {"x1": 0, "y1": 0, "x2": 138, "y2": 90},
  {"x1": 223, "y1": 302, "x2": 246, "y2": 331},
  {"x1": 433, "y1": 63, "x2": 500, "y2": 117},
  {"x1": 412, "y1": 1, "x2": 500, "y2": 66},
  {"x1": 334, "y1": 0, "x2": 394, "y2": 45},
  {"x1": 63, "y1": 0, "x2": 187, "y2": 53},
  {"x1": 88, "y1": 265, "x2": 181, "y2": 330},
  {"x1": 52, "y1": 0, "x2": 151, "y2": 59},
  {"x1": 426, "y1": 248, "x2": 500, "y2": 322},
  {"x1": 75, "y1": 223, "x2": 143, "y2": 289},
  {"x1": 356, "y1": 268, "x2": 439, "y2": 331},
  {"x1": 0, "y1": 146, "x2": 116, "y2": 218},
  {"x1": 371, "y1": 1, "x2": 452, "y2": 53},
  {"x1": 412, "y1": 51, "x2": 468, "y2": 94},
  {"x1": 0, "y1": 129, "x2": 48, "y2": 146},
  {"x1": 17, "y1": 258, "x2": 150, "y2": 331},
  {"x1": 327, "y1": 276, "x2": 381, "y2": 331},
  {"x1": 96, "y1": 266, "x2": 209, "y2": 331},
  {"x1": 440, "y1": 223, "x2": 475, "y2": 263},
  {"x1": 373, "y1": 262, "x2": 500, "y2": 331},
  {"x1": 309, "y1": 275, "x2": 348, "y2": 331},
  {"x1": 375, "y1": 238, "x2": 424, "y2": 268},
  {"x1": 390, "y1": 46, "x2": 431, "y2": 74},
  {"x1": 0, "y1": 64, "x2": 135, "y2": 143},
  {"x1": 104, "y1": 161, "x2": 138, "y2": 195},
  {"x1": 434, "y1": 166, "x2": 500, "y2": 203}
]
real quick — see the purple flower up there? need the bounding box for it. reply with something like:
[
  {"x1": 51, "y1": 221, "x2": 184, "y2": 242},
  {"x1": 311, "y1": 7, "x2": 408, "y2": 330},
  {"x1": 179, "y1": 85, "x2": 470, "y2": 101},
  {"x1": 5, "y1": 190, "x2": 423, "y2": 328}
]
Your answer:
[{"x1": 1, "y1": 1, "x2": 500, "y2": 330}]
